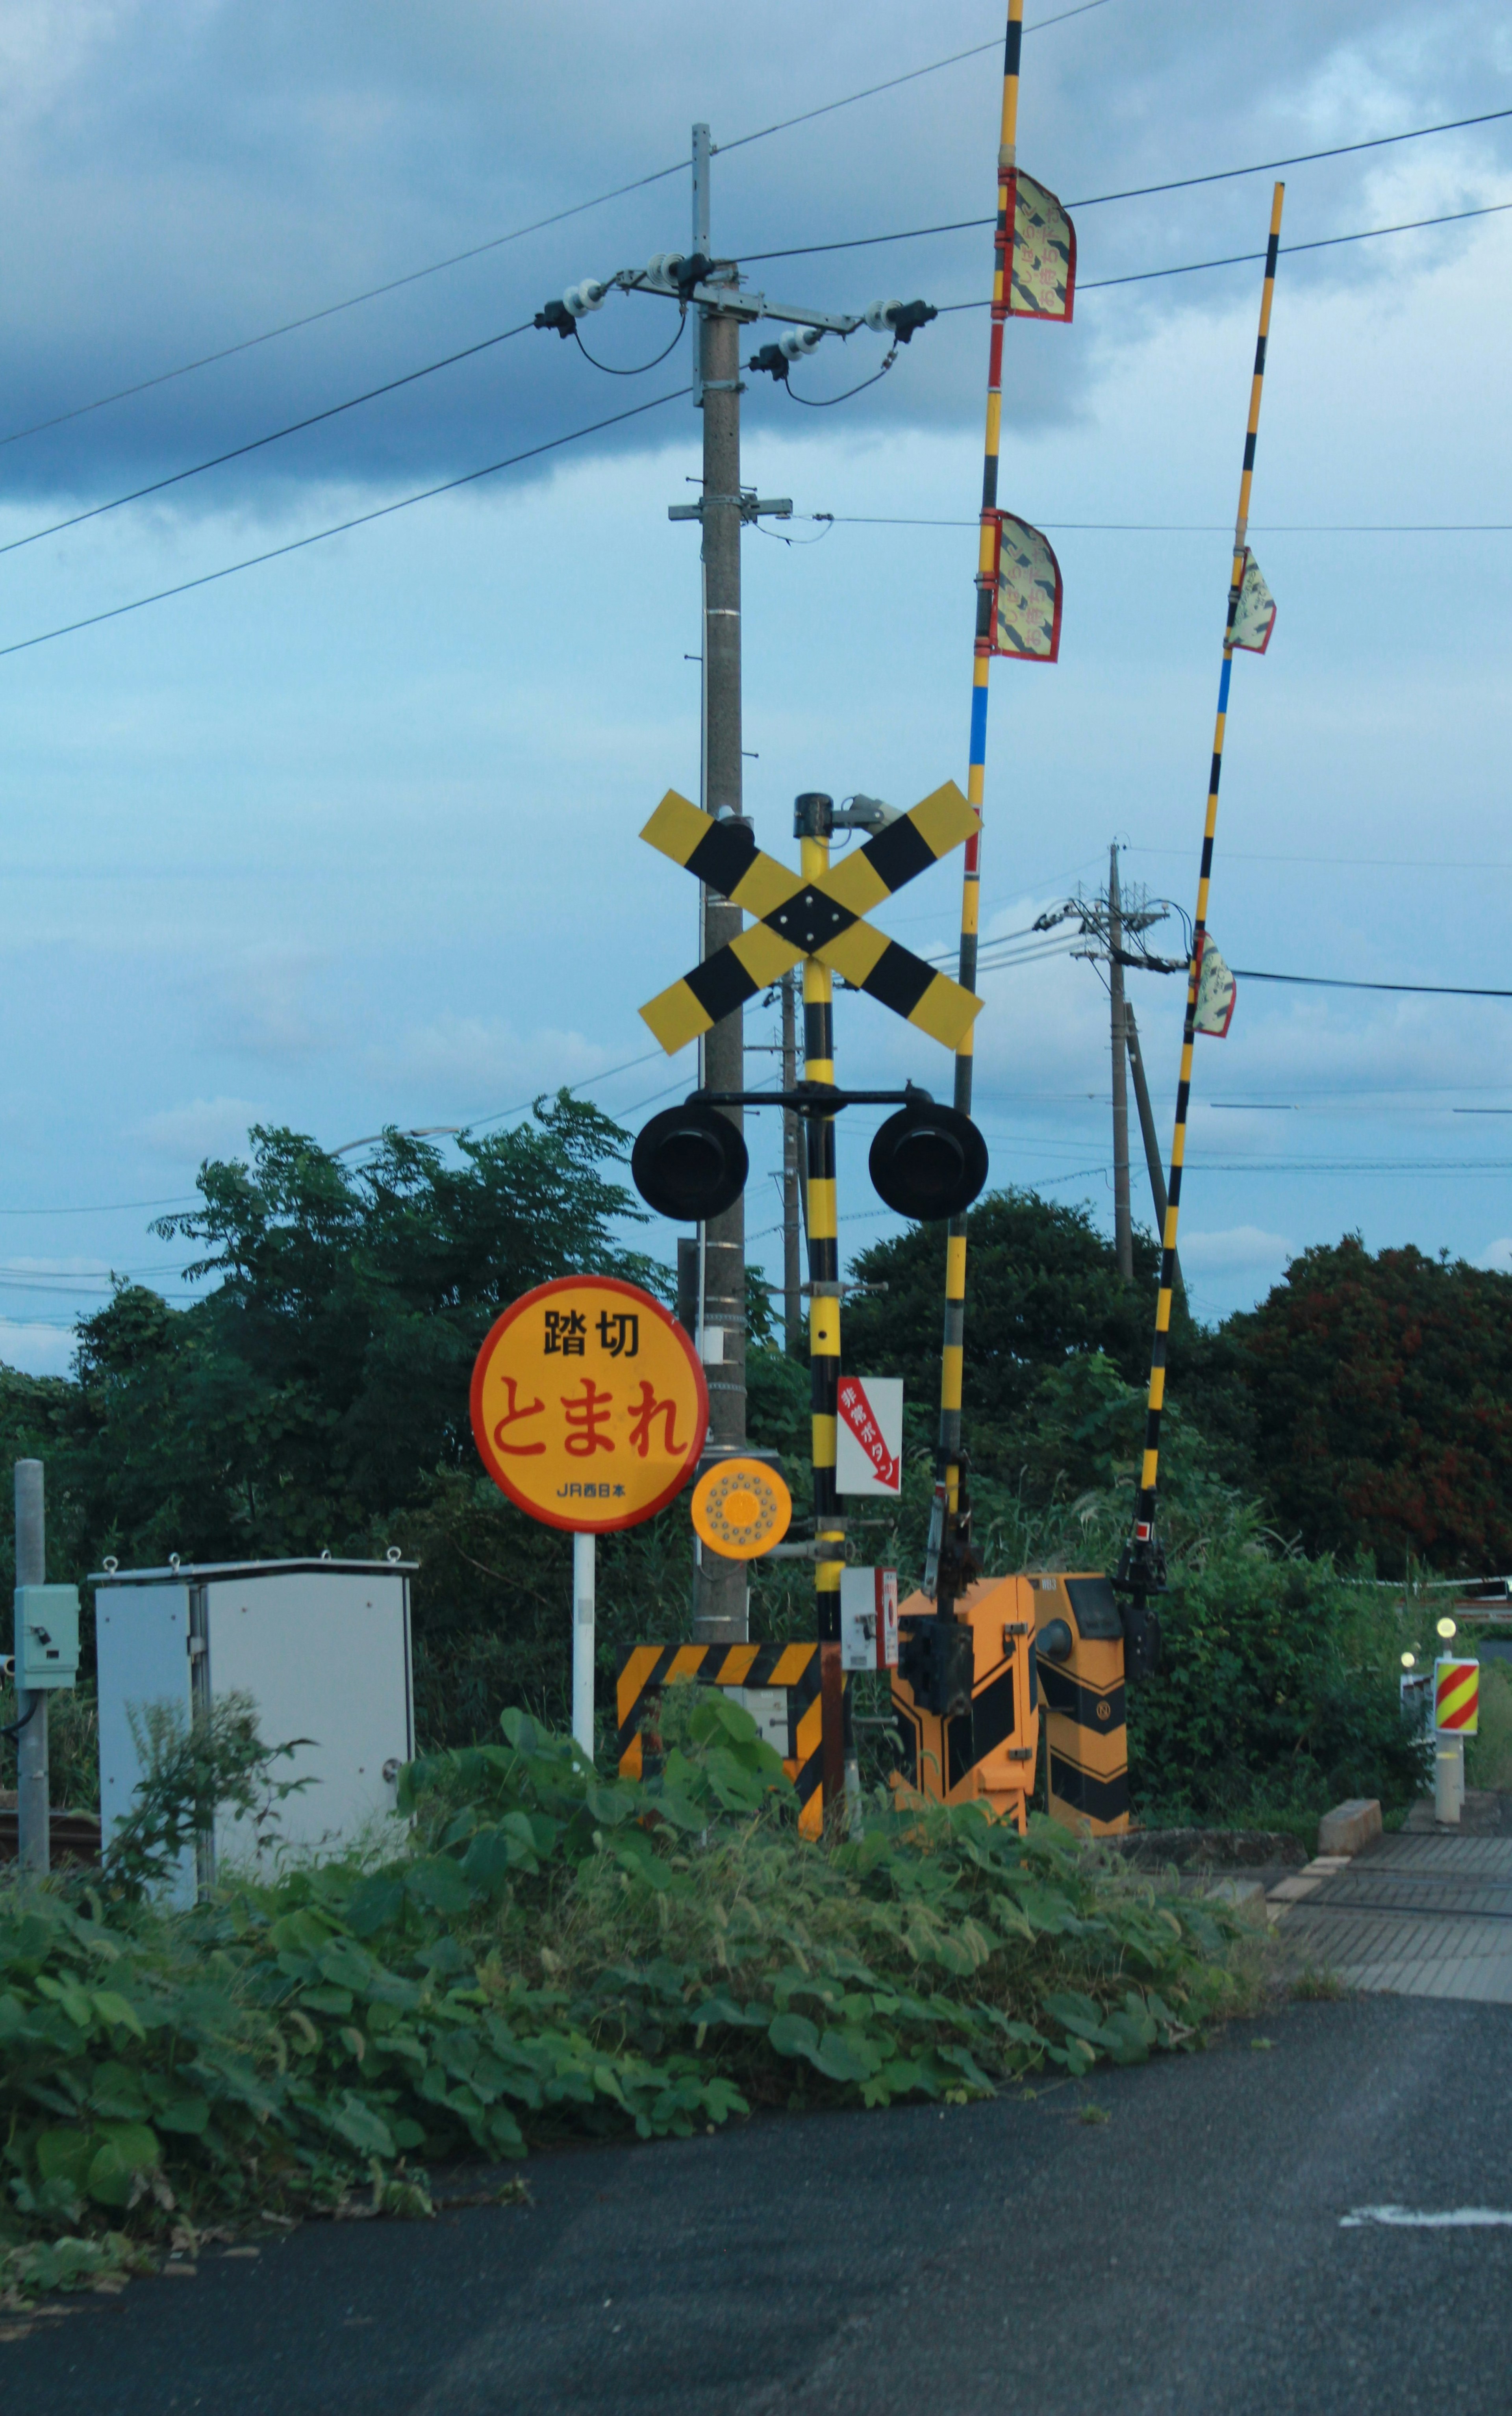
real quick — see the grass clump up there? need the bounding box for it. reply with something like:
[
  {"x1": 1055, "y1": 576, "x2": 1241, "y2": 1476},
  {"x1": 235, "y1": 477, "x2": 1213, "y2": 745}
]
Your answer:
[{"x1": 2, "y1": 1690, "x2": 1251, "y2": 2294}]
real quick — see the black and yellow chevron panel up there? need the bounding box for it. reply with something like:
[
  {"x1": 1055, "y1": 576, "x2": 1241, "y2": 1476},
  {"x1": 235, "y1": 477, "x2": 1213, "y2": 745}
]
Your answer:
[
  {"x1": 1029, "y1": 1571, "x2": 1129, "y2": 1835},
  {"x1": 615, "y1": 1641, "x2": 839, "y2": 1840},
  {"x1": 637, "y1": 785, "x2": 984, "y2": 1056}
]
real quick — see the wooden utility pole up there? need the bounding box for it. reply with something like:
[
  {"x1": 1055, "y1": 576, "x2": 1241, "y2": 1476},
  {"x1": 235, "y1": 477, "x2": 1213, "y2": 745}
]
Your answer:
[
  {"x1": 1124, "y1": 1002, "x2": 1184, "y2": 1306},
  {"x1": 1108, "y1": 845, "x2": 1134, "y2": 1281}
]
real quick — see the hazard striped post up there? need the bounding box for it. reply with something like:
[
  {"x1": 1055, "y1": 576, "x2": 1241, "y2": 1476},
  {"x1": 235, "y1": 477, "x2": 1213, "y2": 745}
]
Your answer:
[
  {"x1": 930, "y1": 0, "x2": 1023, "y2": 1617},
  {"x1": 1434, "y1": 1656, "x2": 1477, "y2": 1825},
  {"x1": 797, "y1": 797, "x2": 852, "y2": 1819},
  {"x1": 1123, "y1": 182, "x2": 1285, "y2": 1594}
]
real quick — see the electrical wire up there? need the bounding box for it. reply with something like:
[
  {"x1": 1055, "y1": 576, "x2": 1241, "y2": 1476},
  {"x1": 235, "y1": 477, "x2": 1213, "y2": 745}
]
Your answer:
[
  {"x1": 573, "y1": 307, "x2": 687, "y2": 374},
  {"x1": 784, "y1": 348, "x2": 898, "y2": 407},
  {"x1": 13, "y1": 39, "x2": 1502, "y2": 461},
  {"x1": 808, "y1": 516, "x2": 1512, "y2": 534},
  {"x1": 734, "y1": 105, "x2": 1512, "y2": 265},
  {"x1": 1234, "y1": 968, "x2": 1512, "y2": 1000},
  {"x1": 928, "y1": 197, "x2": 1512, "y2": 319},
  {"x1": 0, "y1": 3, "x2": 1113, "y2": 456},
  {"x1": 711, "y1": 0, "x2": 1116, "y2": 159},
  {"x1": 0, "y1": 166, "x2": 691, "y2": 454},
  {"x1": 0, "y1": 386, "x2": 685, "y2": 663},
  {"x1": 1081, "y1": 196, "x2": 1512, "y2": 291},
  {"x1": 0, "y1": 1194, "x2": 196, "y2": 1217},
  {"x1": 0, "y1": 319, "x2": 537, "y2": 563}
]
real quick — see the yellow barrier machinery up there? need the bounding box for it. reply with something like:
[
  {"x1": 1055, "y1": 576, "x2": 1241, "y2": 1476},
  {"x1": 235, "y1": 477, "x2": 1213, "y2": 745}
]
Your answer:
[
  {"x1": 889, "y1": 1570, "x2": 1129, "y2": 1839},
  {"x1": 1027, "y1": 1572, "x2": 1130, "y2": 1837},
  {"x1": 890, "y1": 1578, "x2": 1040, "y2": 1830}
]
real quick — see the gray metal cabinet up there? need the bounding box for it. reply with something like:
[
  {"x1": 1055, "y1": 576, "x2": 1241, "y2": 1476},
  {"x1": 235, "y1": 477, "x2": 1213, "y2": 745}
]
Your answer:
[{"x1": 95, "y1": 1558, "x2": 415, "y2": 1901}]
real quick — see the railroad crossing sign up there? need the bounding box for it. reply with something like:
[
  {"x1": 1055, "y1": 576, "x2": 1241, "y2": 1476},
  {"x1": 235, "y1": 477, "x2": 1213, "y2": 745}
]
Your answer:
[
  {"x1": 636, "y1": 781, "x2": 984, "y2": 1054},
  {"x1": 470, "y1": 1275, "x2": 708, "y2": 1532}
]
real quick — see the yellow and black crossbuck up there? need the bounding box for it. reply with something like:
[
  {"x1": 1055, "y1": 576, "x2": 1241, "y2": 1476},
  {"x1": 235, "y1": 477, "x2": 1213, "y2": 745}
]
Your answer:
[{"x1": 637, "y1": 782, "x2": 984, "y2": 1054}]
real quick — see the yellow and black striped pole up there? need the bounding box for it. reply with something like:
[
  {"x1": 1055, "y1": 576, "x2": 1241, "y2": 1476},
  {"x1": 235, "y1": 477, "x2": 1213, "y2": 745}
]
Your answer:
[
  {"x1": 796, "y1": 793, "x2": 850, "y2": 1814},
  {"x1": 931, "y1": 0, "x2": 1022, "y2": 1612},
  {"x1": 1121, "y1": 182, "x2": 1285, "y2": 1613}
]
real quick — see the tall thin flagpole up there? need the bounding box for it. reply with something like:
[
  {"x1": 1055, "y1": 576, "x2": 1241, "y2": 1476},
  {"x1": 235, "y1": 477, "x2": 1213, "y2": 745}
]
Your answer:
[
  {"x1": 1121, "y1": 181, "x2": 1285, "y2": 1617},
  {"x1": 930, "y1": 0, "x2": 1022, "y2": 1618}
]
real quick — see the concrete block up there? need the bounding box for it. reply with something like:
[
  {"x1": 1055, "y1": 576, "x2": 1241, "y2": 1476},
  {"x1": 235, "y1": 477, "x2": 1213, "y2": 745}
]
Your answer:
[
  {"x1": 1317, "y1": 1799, "x2": 1382, "y2": 1857},
  {"x1": 1302, "y1": 1856, "x2": 1351, "y2": 1875},
  {"x1": 1266, "y1": 1875, "x2": 1323, "y2": 1903}
]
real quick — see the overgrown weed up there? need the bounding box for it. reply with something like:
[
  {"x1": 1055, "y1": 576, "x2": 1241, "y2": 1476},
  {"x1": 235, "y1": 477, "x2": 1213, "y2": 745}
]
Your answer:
[{"x1": 1, "y1": 1691, "x2": 1252, "y2": 2297}]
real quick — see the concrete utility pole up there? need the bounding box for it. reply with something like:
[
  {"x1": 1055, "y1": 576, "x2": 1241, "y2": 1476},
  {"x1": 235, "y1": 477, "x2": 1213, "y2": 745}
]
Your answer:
[
  {"x1": 1124, "y1": 1002, "x2": 1185, "y2": 1307},
  {"x1": 1108, "y1": 845, "x2": 1134, "y2": 1281},
  {"x1": 780, "y1": 969, "x2": 804, "y2": 1354},
  {"x1": 14, "y1": 1458, "x2": 48, "y2": 1873},
  {"x1": 689, "y1": 123, "x2": 750, "y2": 1646}
]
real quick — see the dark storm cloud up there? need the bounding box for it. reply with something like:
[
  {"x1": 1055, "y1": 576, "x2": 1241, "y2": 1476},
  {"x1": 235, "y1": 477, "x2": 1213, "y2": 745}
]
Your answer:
[{"x1": 0, "y1": 0, "x2": 1506, "y2": 524}]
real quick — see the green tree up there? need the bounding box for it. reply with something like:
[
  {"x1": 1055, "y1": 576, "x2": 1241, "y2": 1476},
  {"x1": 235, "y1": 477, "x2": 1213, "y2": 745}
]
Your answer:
[
  {"x1": 1219, "y1": 1235, "x2": 1512, "y2": 1572},
  {"x1": 841, "y1": 1188, "x2": 1171, "y2": 1473}
]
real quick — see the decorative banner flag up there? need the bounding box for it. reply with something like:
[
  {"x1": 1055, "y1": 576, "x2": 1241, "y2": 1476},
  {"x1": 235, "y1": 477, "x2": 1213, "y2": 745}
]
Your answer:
[
  {"x1": 836, "y1": 1374, "x2": 902, "y2": 1496},
  {"x1": 1231, "y1": 548, "x2": 1277, "y2": 653},
  {"x1": 1008, "y1": 172, "x2": 1077, "y2": 321},
  {"x1": 1193, "y1": 938, "x2": 1237, "y2": 1038},
  {"x1": 991, "y1": 513, "x2": 1064, "y2": 661}
]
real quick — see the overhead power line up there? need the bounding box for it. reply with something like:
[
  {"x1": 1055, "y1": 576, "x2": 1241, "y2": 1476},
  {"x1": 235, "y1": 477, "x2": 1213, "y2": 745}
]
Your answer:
[
  {"x1": 0, "y1": 387, "x2": 684, "y2": 663},
  {"x1": 809, "y1": 516, "x2": 1512, "y2": 533},
  {"x1": 0, "y1": 318, "x2": 537, "y2": 561},
  {"x1": 932, "y1": 197, "x2": 1512, "y2": 316},
  {"x1": 0, "y1": 2, "x2": 1112, "y2": 456},
  {"x1": 1234, "y1": 968, "x2": 1512, "y2": 1000},
  {"x1": 10, "y1": 29, "x2": 1499, "y2": 461},
  {"x1": 735, "y1": 104, "x2": 1512, "y2": 263},
  {"x1": 712, "y1": 0, "x2": 1114, "y2": 159}
]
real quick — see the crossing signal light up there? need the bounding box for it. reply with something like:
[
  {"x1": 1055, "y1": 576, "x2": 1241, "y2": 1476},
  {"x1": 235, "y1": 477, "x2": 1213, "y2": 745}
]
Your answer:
[
  {"x1": 868, "y1": 1100, "x2": 988, "y2": 1222},
  {"x1": 631, "y1": 1102, "x2": 749, "y2": 1223}
]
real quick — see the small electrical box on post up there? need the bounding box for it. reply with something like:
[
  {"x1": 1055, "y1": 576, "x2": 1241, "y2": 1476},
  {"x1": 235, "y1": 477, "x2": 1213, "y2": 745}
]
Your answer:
[
  {"x1": 14, "y1": 1584, "x2": 80, "y2": 1691},
  {"x1": 840, "y1": 1567, "x2": 899, "y2": 1671}
]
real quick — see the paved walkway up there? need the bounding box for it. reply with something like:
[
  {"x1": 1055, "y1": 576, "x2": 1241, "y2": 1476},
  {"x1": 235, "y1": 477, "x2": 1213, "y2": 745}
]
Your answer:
[{"x1": 1277, "y1": 1831, "x2": 1512, "y2": 2002}]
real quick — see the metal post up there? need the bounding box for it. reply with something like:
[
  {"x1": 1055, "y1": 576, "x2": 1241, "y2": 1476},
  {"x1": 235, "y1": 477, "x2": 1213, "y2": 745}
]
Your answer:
[
  {"x1": 691, "y1": 133, "x2": 749, "y2": 1647},
  {"x1": 14, "y1": 1458, "x2": 48, "y2": 1874},
  {"x1": 1124, "y1": 1002, "x2": 1184, "y2": 1307},
  {"x1": 1108, "y1": 846, "x2": 1134, "y2": 1282},
  {"x1": 1125, "y1": 182, "x2": 1285, "y2": 1589},
  {"x1": 572, "y1": 1531, "x2": 595, "y2": 1762},
  {"x1": 797, "y1": 796, "x2": 849, "y2": 1815},
  {"x1": 932, "y1": 0, "x2": 1023, "y2": 1624},
  {"x1": 781, "y1": 970, "x2": 804, "y2": 1355}
]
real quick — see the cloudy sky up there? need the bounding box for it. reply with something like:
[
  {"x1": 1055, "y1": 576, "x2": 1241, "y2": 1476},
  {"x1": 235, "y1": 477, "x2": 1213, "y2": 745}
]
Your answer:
[{"x1": 0, "y1": 0, "x2": 1510, "y2": 1371}]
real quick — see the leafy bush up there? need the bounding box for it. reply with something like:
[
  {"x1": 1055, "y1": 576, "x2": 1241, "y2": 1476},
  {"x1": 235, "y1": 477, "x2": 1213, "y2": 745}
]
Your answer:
[
  {"x1": 1, "y1": 1698, "x2": 1250, "y2": 2291},
  {"x1": 1127, "y1": 1549, "x2": 1430, "y2": 1825},
  {"x1": 1467, "y1": 1659, "x2": 1512, "y2": 1791}
]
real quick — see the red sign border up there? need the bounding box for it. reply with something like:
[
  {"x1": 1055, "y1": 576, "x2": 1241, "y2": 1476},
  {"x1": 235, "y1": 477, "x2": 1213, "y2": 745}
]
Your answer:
[{"x1": 470, "y1": 1274, "x2": 709, "y2": 1534}]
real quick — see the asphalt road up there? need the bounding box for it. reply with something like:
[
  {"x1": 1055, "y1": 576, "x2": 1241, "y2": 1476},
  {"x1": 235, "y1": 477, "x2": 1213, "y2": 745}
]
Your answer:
[{"x1": 9, "y1": 1994, "x2": 1512, "y2": 2416}]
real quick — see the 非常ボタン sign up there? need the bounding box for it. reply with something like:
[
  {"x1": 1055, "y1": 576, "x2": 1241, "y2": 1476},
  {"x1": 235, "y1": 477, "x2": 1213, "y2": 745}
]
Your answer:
[
  {"x1": 471, "y1": 1276, "x2": 708, "y2": 1533},
  {"x1": 690, "y1": 1457, "x2": 792, "y2": 1559},
  {"x1": 835, "y1": 1375, "x2": 903, "y2": 1497}
]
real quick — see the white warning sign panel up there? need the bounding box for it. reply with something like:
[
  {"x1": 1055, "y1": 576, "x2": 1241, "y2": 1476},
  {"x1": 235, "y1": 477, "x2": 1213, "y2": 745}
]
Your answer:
[{"x1": 835, "y1": 1374, "x2": 903, "y2": 1497}]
